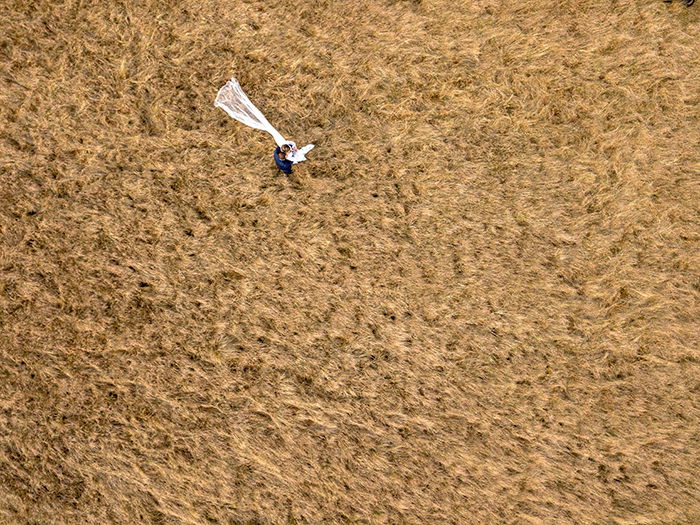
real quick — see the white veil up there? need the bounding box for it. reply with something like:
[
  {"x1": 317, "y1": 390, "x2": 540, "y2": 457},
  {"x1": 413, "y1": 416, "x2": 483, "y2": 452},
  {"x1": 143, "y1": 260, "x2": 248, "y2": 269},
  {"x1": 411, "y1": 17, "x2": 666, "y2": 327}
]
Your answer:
[
  {"x1": 215, "y1": 77, "x2": 286, "y2": 146},
  {"x1": 214, "y1": 77, "x2": 314, "y2": 162}
]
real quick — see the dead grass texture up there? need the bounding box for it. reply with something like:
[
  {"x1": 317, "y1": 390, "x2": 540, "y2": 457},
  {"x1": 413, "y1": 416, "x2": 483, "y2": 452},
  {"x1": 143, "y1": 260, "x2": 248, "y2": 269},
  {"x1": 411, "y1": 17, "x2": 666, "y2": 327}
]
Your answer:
[{"x1": 1, "y1": 0, "x2": 699, "y2": 523}]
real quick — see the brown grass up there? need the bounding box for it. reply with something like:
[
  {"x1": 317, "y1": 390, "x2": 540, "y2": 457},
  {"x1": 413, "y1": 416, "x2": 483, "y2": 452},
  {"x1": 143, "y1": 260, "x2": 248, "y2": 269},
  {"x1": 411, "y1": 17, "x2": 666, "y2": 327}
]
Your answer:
[{"x1": 1, "y1": 0, "x2": 699, "y2": 523}]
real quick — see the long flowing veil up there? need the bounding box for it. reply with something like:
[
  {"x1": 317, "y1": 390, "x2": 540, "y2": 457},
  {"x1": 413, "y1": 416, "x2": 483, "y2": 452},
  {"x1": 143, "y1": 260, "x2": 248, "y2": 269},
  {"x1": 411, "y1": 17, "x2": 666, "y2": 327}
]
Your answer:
[
  {"x1": 214, "y1": 77, "x2": 286, "y2": 147},
  {"x1": 214, "y1": 77, "x2": 314, "y2": 162}
]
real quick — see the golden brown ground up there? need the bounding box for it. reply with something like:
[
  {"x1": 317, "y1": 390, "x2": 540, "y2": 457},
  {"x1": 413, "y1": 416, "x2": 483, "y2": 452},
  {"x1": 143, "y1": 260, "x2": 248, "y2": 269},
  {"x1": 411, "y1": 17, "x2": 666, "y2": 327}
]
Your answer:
[{"x1": 1, "y1": 0, "x2": 699, "y2": 523}]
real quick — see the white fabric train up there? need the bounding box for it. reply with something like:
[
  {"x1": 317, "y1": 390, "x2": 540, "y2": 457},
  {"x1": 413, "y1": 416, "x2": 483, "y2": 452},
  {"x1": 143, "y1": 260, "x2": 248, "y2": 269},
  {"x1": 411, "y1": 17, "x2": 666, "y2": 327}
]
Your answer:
[{"x1": 214, "y1": 77, "x2": 314, "y2": 164}]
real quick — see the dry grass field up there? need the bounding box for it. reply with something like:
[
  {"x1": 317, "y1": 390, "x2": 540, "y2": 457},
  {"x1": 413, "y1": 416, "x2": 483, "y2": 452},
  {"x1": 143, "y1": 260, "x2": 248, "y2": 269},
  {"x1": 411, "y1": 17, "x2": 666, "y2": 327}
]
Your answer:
[{"x1": 1, "y1": 0, "x2": 699, "y2": 523}]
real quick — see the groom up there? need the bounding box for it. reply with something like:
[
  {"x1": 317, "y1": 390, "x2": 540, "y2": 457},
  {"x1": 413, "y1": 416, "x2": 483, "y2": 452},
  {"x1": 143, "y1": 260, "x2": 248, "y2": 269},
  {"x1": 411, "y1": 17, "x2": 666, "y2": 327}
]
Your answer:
[{"x1": 274, "y1": 144, "x2": 294, "y2": 174}]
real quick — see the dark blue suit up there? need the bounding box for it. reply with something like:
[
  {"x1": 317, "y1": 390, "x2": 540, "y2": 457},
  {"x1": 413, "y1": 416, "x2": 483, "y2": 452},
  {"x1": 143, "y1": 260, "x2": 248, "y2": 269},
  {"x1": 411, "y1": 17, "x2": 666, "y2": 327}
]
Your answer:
[{"x1": 274, "y1": 146, "x2": 293, "y2": 174}]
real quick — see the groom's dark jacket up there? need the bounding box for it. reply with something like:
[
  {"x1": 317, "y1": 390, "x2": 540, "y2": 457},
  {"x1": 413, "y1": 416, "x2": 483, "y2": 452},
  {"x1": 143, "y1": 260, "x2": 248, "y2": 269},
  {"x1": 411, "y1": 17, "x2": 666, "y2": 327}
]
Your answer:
[{"x1": 274, "y1": 147, "x2": 293, "y2": 174}]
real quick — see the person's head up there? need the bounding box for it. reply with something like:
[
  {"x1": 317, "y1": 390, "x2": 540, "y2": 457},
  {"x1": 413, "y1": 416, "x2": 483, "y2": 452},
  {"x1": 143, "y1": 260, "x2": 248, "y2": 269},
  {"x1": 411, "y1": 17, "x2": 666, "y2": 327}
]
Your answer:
[
  {"x1": 281, "y1": 144, "x2": 291, "y2": 154},
  {"x1": 278, "y1": 151, "x2": 286, "y2": 160}
]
